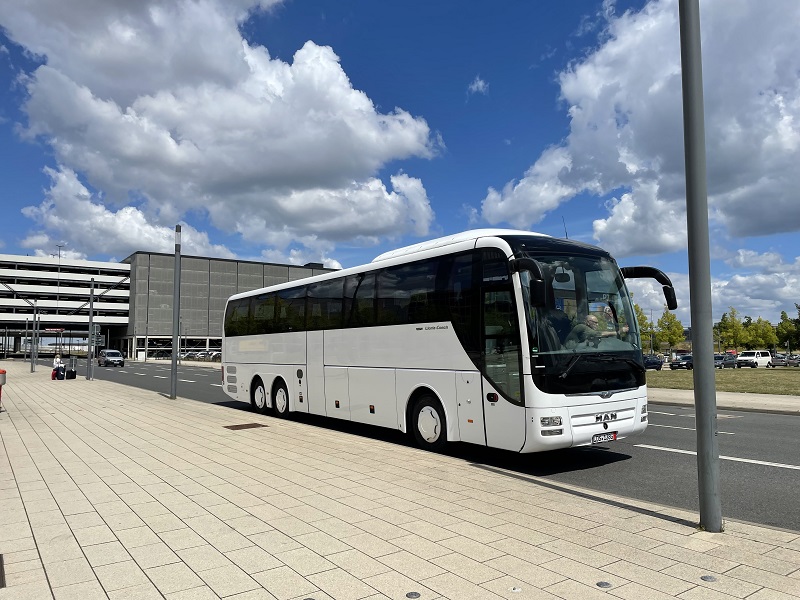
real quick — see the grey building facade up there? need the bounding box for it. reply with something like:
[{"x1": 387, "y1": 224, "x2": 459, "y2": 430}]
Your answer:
[{"x1": 123, "y1": 252, "x2": 333, "y2": 359}]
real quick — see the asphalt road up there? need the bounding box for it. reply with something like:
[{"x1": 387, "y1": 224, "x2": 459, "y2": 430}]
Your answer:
[{"x1": 49, "y1": 358, "x2": 800, "y2": 532}]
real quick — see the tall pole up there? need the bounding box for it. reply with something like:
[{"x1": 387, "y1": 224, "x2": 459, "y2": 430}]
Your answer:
[
  {"x1": 679, "y1": 0, "x2": 722, "y2": 532},
  {"x1": 31, "y1": 300, "x2": 37, "y2": 372},
  {"x1": 56, "y1": 244, "x2": 63, "y2": 315},
  {"x1": 87, "y1": 278, "x2": 95, "y2": 381},
  {"x1": 170, "y1": 225, "x2": 181, "y2": 399},
  {"x1": 24, "y1": 318, "x2": 29, "y2": 362}
]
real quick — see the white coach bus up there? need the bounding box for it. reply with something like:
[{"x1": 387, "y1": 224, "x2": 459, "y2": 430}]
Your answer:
[{"x1": 221, "y1": 229, "x2": 677, "y2": 453}]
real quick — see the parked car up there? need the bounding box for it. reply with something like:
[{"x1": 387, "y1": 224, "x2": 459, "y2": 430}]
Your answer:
[
  {"x1": 714, "y1": 354, "x2": 737, "y2": 369},
  {"x1": 771, "y1": 353, "x2": 788, "y2": 367},
  {"x1": 97, "y1": 349, "x2": 124, "y2": 367},
  {"x1": 643, "y1": 354, "x2": 663, "y2": 370},
  {"x1": 736, "y1": 350, "x2": 772, "y2": 368},
  {"x1": 670, "y1": 355, "x2": 693, "y2": 370},
  {"x1": 788, "y1": 355, "x2": 800, "y2": 367},
  {"x1": 208, "y1": 351, "x2": 222, "y2": 362}
]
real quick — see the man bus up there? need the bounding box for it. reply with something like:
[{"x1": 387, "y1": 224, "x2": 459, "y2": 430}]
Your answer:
[{"x1": 222, "y1": 229, "x2": 676, "y2": 453}]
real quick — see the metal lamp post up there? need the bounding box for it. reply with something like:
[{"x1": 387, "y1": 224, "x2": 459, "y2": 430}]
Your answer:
[{"x1": 170, "y1": 225, "x2": 181, "y2": 399}]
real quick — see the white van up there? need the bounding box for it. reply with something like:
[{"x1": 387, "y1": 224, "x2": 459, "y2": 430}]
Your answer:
[{"x1": 736, "y1": 350, "x2": 772, "y2": 368}]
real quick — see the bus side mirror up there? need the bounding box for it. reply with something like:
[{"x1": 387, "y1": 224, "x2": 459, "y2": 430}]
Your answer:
[
  {"x1": 663, "y1": 286, "x2": 678, "y2": 311},
  {"x1": 529, "y1": 280, "x2": 547, "y2": 306},
  {"x1": 620, "y1": 266, "x2": 678, "y2": 311},
  {"x1": 510, "y1": 258, "x2": 546, "y2": 306}
]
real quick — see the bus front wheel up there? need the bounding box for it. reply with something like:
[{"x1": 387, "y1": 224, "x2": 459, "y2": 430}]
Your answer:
[
  {"x1": 273, "y1": 381, "x2": 290, "y2": 418},
  {"x1": 411, "y1": 395, "x2": 447, "y2": 451},
  {"x1": 251, "y1": 378, "x2": 268, "y2": 414}
]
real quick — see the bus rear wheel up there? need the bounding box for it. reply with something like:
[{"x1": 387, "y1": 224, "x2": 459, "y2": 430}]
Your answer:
[
  {"x1": 411, "y1": 395, "x2": 447, "y2": 451},
  {"x1": 251, "y1": 378, "x2": 268, "y2": 414},
  {"x1": 273, "y1": 380, "x2": 290, "y2": 418}
]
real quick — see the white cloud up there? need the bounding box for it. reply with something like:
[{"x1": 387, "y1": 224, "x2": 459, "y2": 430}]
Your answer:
[
  {"x1": 479, "y1": 0, "x2": 800, "y2": 256},
  {"x1": 468, "y1": 76, "x2": 488, "y2": 95},
  {"x1": 21, "y1": 167, "x2": 237, "y2": 259},
  {"x1": 0, "y1": 0, "x2": 440, "y2": 261}
]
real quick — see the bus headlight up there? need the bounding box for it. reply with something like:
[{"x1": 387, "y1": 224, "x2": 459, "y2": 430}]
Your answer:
[
  {"x1": 641, "y1": 404, "x2": 647, "y2": 414},
  {"x1": 540, "y1": 416, "x2": 562, "y2": 427}
]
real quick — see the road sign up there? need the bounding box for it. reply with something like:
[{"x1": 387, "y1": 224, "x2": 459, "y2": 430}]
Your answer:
[{"x1": 90, "y1": 335, "x2": 106, "y2": 346}]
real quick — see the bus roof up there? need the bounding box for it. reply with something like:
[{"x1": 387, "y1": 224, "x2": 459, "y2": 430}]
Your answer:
[{"x1": 371, "y1": 228, "x2": 549, "y2": 263}]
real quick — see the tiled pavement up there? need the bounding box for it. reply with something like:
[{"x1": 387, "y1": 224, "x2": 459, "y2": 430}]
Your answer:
[{"x1": 1, "y1": 360, "x2": 799, "y2": 600}]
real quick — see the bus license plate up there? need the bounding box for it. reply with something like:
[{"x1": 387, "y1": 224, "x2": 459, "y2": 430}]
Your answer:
[{"x1": 592, "y1": 432, "x2": 617, "y2": 444}]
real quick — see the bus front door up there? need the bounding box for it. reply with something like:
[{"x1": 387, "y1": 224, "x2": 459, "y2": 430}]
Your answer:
[{"x1": 482, "y1": 290, "x2": 526, "y2": 452}]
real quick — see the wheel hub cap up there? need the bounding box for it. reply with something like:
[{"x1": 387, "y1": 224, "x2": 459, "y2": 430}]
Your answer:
[
  {"x1": 254, "y1": 387, "x2": 266, "y2": 409},
  {"x1": 418, "y1": 407, "x2": 441, "y2": 443},
  {"x1": 276, "y1": 389, "x2": 287, "y2": 412}
]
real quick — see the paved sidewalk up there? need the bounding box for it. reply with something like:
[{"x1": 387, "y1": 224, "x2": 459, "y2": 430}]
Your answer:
[
  {"x1": 0, "y1": 360, "x2": 798, "y2": 600},
  {"x1": 648, "y1": 387, "x2": 800, "y2": 415}
]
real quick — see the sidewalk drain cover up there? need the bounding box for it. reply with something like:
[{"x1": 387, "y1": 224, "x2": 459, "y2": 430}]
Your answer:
[{"x1": 223, "y1": 423, "x2": 269, "y2": 430}]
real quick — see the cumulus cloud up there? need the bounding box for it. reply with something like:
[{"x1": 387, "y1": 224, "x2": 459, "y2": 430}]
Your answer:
[
  {"x1": 479, "y1": 0, "x2": 800, "y2": 256},
  {"x1": 21, "y1": 167, "x2": 237, "y2": 259},
  {"x1": 0, "y1": 0, "x2": 440, "y2": 261}
]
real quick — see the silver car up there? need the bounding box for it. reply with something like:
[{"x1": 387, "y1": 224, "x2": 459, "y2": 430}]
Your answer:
[{"x1": 97, "y1": 349, "x2": 125, "y2": 367}]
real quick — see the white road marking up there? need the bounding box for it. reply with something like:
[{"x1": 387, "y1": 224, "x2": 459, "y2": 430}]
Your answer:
[
  {"x1": 153, "y1": 375, "x2": 167, "y2": 379},
  {"x1": 210, "y1": 384, "x2": 223, "y2": 387},
  {"x1": 635, "y1": 444, "x2": 800, "y2": 470},
  {"x1": 649, "y1": 424, "x2": 735, "y2": 435},
  {"x1": 134, "y1": 373, "x2": 146, "y2": 376},
  {"x1": 649, "y1": 410, "x2": 676, "y2": 416},
  {"x1": 178, "y1": 379, "x2": 196, "y2": 383},
  {"x1": 678, "y1": 413, "x2": 743, "y2": 419}
]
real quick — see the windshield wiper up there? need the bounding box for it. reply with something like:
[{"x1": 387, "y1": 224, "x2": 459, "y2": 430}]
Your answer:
[
  {"x1": 559, "y1": 353, "x2": 643, "y2": 380},
  {"x1": 559, "y1": 355, "x2": 583, "y2": 379},
  {"x1": 585, "y1": 353, "x2": 645, "y2": 373}
]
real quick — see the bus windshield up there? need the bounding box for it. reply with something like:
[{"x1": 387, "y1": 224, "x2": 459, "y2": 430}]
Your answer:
[{"x1": 519, "y1": 253, "x2": 644, "y2": 394}]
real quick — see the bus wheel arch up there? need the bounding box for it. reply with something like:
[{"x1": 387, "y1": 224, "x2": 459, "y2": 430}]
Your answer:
[
  {"x1": 407, "y1": 388, "x2": 448, "y2": 451},
  {"x1": 250, "y1": 376, "x2": 269, "y2": 414},
  {"x1": 272, "y1": 377, "x2": 290, "y2": 418}
]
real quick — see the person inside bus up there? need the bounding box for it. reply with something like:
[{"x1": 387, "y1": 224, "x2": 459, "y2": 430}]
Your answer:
[{"x1": 566, "y1": 313, "x2": 627, "y2": 349}]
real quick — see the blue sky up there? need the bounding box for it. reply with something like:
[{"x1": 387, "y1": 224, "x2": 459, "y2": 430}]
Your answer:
[{"x1": 0, "y1": 0, "x2": 798, "y2": 326}]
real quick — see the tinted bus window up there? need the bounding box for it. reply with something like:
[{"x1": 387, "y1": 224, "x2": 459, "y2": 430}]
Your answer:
[
  {"x1": 344, "y1": 272, "x2": 376, "y2": 327},
  {"x1": 378, "y1": 259, "x2": 440, "y2": 325},
  {"x1": 307, "y1": 279, "x2": 344, "y2": 330},
  {"x1": 224, "y1": 298, "x2": 251, "y2": 337},
  {"x1": 252, "y1": 293, "x2": 276, "y2": 334},
  {"x1": 445, "y1": 252, "x2": 480, "y2": 358},
  {"x1": 275, "y1": 287, "x2": 307, "y2": 332}
]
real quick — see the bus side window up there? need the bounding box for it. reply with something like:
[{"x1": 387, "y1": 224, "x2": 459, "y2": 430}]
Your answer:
[
  {"x1": 276, "y1": 287, "x2": 307, "y2": 332},
  {"x1": 224, "y1": 298, "x2": 251, "y2": 337},
  {"x1": 252, "y1": 293, "x2": 276, "y2": 334},
  {"x1": 344, "y1": 272, "x2": 376, "y2": 328},
  {"x1": 444, "y1": 252, "x2": 480, "y2": 360},
  {"x1": 308, "y1": 279, "x2": 344, "y2": 330}
]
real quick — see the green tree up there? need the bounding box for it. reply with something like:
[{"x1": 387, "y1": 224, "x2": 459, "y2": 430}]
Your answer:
[
  {"x1": 633, "y1": 303, "x2": 655, "y2": 352},
  {"x1": 745, "y1": 317, "x2": 777, "y2": 349},
  {"x1": 656, "y1": 307, "x2": 684, "y2": 354},
  {"x1": 718, "y1": 307, "x2": 748, "y2": 350},
  {"x1": 775, "y1": 311, "x2": 797, "y2": 354}
]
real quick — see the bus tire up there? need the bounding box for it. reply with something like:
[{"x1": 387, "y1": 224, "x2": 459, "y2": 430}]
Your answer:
[
  {"x1": 251, "y1": 377, "x2": 268, "y2": 414},
  {"x1": 411, "y1": 394, "x2": 447, "y2": 451},
  {"x1": 272, "y1": 380, "x2": 290, "y2": 418}
]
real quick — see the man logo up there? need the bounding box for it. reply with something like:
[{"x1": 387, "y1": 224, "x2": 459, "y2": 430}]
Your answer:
[{"x1": 595, "y1": 412, "x2": 617, "y2": 423}]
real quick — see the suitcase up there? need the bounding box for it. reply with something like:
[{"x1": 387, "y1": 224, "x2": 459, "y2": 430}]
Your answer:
[
  {"x1": 65, "y1": 369, "x2": 76, "y2": 380},
  {"x1": 56, "y1": 366, "x2": 66, "y2": 380}
]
